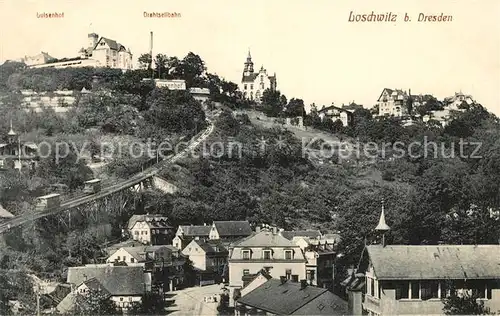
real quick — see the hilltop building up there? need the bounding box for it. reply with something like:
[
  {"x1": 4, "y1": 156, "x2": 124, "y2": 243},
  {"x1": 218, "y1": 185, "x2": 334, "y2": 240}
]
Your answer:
[
  {"x1": 239, "y1": 50, "x2": 277, "y2": 103},
  {"x1": 318, "y1": 102, "x2": 363, "y2": 127},
  {"x1": 16, "y1": 52, "x2": 55, "y2": 66},
  {"x1": 30, "y1": 33, "x2": 132, "y2": 70}
]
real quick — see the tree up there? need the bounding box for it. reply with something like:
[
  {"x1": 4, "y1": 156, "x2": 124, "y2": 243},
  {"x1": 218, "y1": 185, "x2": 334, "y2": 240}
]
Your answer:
[
  {"x1": 73, "y1": 288, "x2": 120, "y2": 315},
  {"x1": 137, "y1": 53, "x2": 152, "y2": 70},
  {"x1": 442, "y1": 287, "x2": 491, "y2": 315},
  {"x1": 304, "y1": 103, "x2": 322, "y2": 127},
  {"x1": 154, "y1": 54, "x2": 169, "y2": 79},
  {"x1": 285, "y1": 98, "x2": 305, "y2": 117},
  {"x1": 179, "y1": 52, "x2": 205, "y2": 87},
  {"x1": 182, "y1": 258, "x2": 197, "y2": 287},
  {"x1": 261, "y1": 89, "x2": 284, "y2": 117},
  {"x1": 129, "y1": 292, "x2": 165, "y2": 315}
]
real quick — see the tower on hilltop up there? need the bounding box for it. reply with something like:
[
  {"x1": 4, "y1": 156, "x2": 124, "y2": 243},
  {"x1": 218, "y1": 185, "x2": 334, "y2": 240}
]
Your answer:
[{"x1": 243, "y1": 49, "x2": 254, "y2": 76}]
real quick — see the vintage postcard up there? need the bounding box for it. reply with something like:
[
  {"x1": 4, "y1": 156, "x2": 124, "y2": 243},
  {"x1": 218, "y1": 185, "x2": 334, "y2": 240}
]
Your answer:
[{"x1": 0, "y1": 0, "x2": 499, "y2": 315}]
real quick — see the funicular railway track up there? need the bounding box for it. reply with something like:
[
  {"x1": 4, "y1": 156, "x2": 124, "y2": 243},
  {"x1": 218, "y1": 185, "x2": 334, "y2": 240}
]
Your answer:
[{"x1": 0, "y1": 119, "x2": 215, "y2": 234}]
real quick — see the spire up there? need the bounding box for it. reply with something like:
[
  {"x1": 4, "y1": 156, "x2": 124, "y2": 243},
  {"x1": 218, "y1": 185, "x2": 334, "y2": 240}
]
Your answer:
[
  {"x1": 243, "y1": 49, "x2": 254, "y2": 75},
  {"x1": 375, "y1": 199, "x2": 390, "y2": 232},
  {"x1": 8, "y1": 119, "x2": 16, "y2": 136}
]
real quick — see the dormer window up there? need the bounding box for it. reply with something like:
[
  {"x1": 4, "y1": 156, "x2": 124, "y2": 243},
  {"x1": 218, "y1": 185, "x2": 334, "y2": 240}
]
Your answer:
[
  {"x1": 263, "y1": 250, "x2": 272, "y2": 260},
  {"x1": 242, "y1": 249, "x2": 251, "y2": 260},
  {"x1": 284, "y1": 250, "x2": 293, "y2": 260}
]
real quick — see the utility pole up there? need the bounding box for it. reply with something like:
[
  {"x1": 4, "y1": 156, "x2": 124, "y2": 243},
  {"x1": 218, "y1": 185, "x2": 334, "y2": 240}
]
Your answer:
[
  {"x1": 150, "y1": 31, "x2": 154, "y2": 80},
  {"x1": 36, "y1": 284, "x2": 41, "y2": 316}
]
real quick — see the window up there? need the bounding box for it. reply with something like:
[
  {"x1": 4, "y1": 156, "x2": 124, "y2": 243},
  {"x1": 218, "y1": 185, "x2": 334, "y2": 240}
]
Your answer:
[
  {"x1": 134, "y1": 231, "x2": 139, "y2": 235},
  {"x1": 263, "y1": 250, "x2": 272, "y2": 260},
  {"x1": 130, "y1": 258, "x2": 135, "y2": 263},
  {"x1": 117, "y1": 256, "x2": 121, "y2": 261},
  {"x1": 250, "y1": 84, "x2": 253, "y2": 90},
  {"x1": 292, "y1": 275, "x2": 299, "y2": 282},
  {"x1": 286, "y1": 269, "x2": 292, "y2": 280},
  {"x1": 242, "y1": 250, "x2": 251, "y2": 260},
  {"x1": 284, "y1": 250, "x2": 292, "y2": 260},
  {"x1": 120, "y1": 297, "x2": 124, "y2": 301},
  {"x1": 244, "y1": 84, "x2": 247, "y2": 90},
  {"x1": 420, "y1": 281, "x2": 439, "y2": 300},
  {"x1": 395, "y1": 282, "x2": 409, "y2": 299},
  {"x1": 260, "y1": 83, "x2": 264, "y2": 89},
  {"x1": 243, "y1": 269, "x2": 250, "y2": 276},
  {"x1": 411, "y1": 281, "x2": 420, "y2": 299},
  {"x1": 370, "y1": 278, "x2": 375, "y2": 297}
]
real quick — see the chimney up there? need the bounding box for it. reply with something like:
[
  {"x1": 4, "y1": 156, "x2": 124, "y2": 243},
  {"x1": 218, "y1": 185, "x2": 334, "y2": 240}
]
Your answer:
[
  {"x1": 278, "y1": 228, "x2": 284, "y2": 235},
  {"x1": 255, "y1": 226, "x2": 261, "y2": 233},
  {"x1": 204, "y1": 223, "x2": 207, "y2": 226},
  {"x1": 300, "y1": 279, "x2": 307, "y2": 289},
  {"x1": 272, "y1": 227, "x2": 277, "y2": 235},
  {"x1": 280, "y1": 276, "x2": 286, "y2": 285}
]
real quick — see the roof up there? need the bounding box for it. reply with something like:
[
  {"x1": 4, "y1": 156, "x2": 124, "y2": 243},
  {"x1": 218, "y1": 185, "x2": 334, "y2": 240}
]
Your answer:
[
  {"x1": 80, "y1": 278, "x2": 111, "y2": 297},
  {"x1": 106, "y1": 240, "x2": 144, "y2": 254},
  {"x1": 377, "y1": 88, "x2": 407, "y2": 102},
  {"x1": 237, "y1": 279, "x2": 348, "y2": 315},
  {"x1": 67, "y1": 265, "x2": 144, "y2": 296},
  {"x1": 127, "y1": 214, "x2": 170, "y2": 230},
  {"x1": 94, "y1": 37, "x2": 127, "y2": 52},
  {"x1": 179, "y1": 225, "x2": 211, "y2": 237},
  {"x1": 281, "y1": 230, "x2": 322, "y2": 240},
  {"x1": 235, "y1": 231, "x2": 296, "y2": 248},
  {"x1": 213, "y1": 221, "x2": 253, "y2": 237},
  {"x1": 366, "y1": 245, "x2": 500, "y2": 280},
  {"x1": 56, "y1": 292, "x2": 88, "y2": 314},
  {"x1": 117, "y1": 245, "x2": 174, "y2": 262},
  {"x1": 242, "y1": 73, "x2": 258, "y2": 82},
  {"x1": 0, "y1": 204, "x2": 15, "y2": 218},
  {"x1": 191, "y1": 240, "x2": 229, "y2": 255}
]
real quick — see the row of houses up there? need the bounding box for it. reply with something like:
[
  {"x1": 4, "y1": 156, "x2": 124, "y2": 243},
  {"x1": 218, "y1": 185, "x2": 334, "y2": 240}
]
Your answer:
[
  {"x1": 375, "y1": 88, "x2": 474, "y2": 125},
  {"x1": 316, "y1": 89, "x2": 474, "y2": 128},
  {"x1": 34, "y1": 209, "x2": 500, "y2": 315}
]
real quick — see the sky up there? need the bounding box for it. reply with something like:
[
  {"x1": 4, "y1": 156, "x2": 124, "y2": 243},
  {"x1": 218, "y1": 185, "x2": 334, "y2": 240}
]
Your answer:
[{"x1": 1, "y1": 0, "x2": 499, "y2": 115}]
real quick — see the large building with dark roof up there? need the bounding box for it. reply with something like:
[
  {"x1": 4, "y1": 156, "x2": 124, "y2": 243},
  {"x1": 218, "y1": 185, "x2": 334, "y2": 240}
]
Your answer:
[
  {"x1": 210, "y1": 220, "x2": 253, "y2": 240},
  {"x1": 239, "y1": 50, "x2": 277, "y2": 103},
  {"x1": 228, "y1": 227, "x2": 307, "y2": 292},
  {"x1": 235, "y1": 278, "x2": 348, "y2": 315},
  {"x1": 66, "y1": 264, "x2": 145, "y2": 311}
]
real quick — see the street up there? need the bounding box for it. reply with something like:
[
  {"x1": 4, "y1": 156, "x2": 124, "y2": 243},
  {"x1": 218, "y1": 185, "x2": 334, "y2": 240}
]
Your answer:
[{"x1": 166, "y1": 284, "x2": 222, "y2": 316}]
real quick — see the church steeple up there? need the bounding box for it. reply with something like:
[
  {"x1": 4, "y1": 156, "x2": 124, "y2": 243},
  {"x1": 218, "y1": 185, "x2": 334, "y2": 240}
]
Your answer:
[
  {"x1": 8, "y1": 119, "x2": 16, "y2": 136},
  {"x1": 375, "y1": 199, "x2": 390, "y2": 246},
  {"x1": 7, "y1": 119, "x2": 18, "y2": 144},
  {"x1": 243, "y1": 49, "x2": 254, "y2": 76}
]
